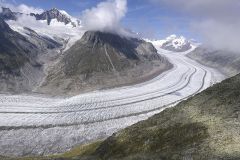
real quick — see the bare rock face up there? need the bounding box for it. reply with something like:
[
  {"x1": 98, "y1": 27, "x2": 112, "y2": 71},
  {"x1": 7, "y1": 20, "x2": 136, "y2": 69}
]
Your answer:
[
  {"x1": 0, "y1": 18, "x2": 61, "y2": 93},
  {"x1": 61, "y1": 31, "x2": 162, "y2": 74},
  {"x1": 39, "y1": 31, "x2": 172, "y2": 95},
  {"x1": 0, "y1": 17, "x2": 40, "y2": 89},
  {"x1": 0, "y1": 19, "x2": 40, "y2": 91}
]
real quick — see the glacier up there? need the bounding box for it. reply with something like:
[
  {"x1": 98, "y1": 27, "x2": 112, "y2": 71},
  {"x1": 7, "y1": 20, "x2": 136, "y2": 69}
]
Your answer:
[{"x1": 0, "y1": 45, "x2": 226, "y2": 156}]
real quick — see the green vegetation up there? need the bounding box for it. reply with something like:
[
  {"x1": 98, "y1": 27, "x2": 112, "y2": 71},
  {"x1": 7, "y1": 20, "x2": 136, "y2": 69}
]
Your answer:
[
  {"x1": 95, "y1": 122, "x2": 208, "y2": 159},
  {"x1": 0, "y1": 141, "x2": 102, "y2": 160},
  {"x1": 51, "y1": 141, "x2": 102, "y2": 159}
]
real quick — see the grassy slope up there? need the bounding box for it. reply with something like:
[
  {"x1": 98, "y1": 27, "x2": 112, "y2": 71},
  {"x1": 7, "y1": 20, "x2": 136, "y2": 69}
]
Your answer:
[
  {"x1": 89, "y1": 73, "x2": 240, "y2": 160},
  {"x1": 1, "y1": 141, "x2": 102, "y2": 160}
]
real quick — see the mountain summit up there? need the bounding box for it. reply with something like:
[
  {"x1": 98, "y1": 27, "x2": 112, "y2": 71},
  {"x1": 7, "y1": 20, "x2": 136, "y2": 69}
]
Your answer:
[
  {"x1": 161, "y1": 35, "x2": 192, "y2": 52},
  {"x1": 39, "y1": 31, "x2": 172, "y2": 95},
  {"x1": 0, "y1": 7, "x2": 80, "y2": 27},
  {"x1": 30, "y1": 8, "x2": 79, "y2": 27}
]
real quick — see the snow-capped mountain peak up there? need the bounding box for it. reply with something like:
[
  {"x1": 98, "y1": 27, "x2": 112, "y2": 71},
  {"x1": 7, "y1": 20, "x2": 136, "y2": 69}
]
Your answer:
[
  {"x1": 146, "y1": 35, "x2": 194, "y2": 52},
  {"x1": 0, "y1": 7, "x2": 80, "y2": 27},
  {"x1": 168, "y1": 35, "x2": 189, "y2": 50},
  {"x1": 30, "y1": 8, "x2": 80, "y2": 27},
  {"x1": 2, "y1": 7, "x2": 84, "y2": 52}
]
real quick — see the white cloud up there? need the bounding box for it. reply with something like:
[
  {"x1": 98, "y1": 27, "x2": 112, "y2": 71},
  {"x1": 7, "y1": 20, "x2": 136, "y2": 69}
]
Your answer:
[
  {"x1": 0, "y1": 1, "x2": 43, "y2": 14},
  {"x1": 16, "y1": 4, "x2": 43, "y2": 14},
  {"x1": 151, "y1": 0, "x2": 240, "y2": 53},
  {"x1": 8, "y1": 14, "x2": 47, "y2": 29},
  {"x1": 191, "y1": 20, "x2": 240, "y2": 53},
  {"x1": 81, "y1": 0, "x2": 134, "y2": 37}
]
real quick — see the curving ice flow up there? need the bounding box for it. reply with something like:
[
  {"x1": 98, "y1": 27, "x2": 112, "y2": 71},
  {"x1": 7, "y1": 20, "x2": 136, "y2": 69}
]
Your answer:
[{"x1": 0, "y1": 47, "x2": 226, "y2": 156}]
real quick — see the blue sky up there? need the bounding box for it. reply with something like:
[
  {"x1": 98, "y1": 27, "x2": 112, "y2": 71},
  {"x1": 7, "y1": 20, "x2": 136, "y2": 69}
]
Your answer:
[{"x1": 3, "y1": 0, "x2": 195, "y2": 39}]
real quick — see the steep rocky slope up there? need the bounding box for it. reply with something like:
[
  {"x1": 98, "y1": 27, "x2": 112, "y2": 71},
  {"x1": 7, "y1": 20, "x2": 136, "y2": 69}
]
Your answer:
[
  {"x1": 0, "y1": 7, "x2": 80, "y2": 27},
  {"x1": 39, "y1": 31, "x2": 172, "y2": 95},
  {"x1": 188, "y1": 47, "x2": 240, "y2": 77},
  {"x1": 0, "y1": 17, "x2": 61, "y2": 93},
  {"x1": 0, "y1": 17, "x2": 42, "y2": 92}
]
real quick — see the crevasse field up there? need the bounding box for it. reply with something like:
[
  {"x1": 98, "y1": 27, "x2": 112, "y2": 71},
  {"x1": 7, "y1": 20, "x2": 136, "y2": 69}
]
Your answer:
[{"x1": 0, "y1": 46, "x2": 225, "y2": 156}]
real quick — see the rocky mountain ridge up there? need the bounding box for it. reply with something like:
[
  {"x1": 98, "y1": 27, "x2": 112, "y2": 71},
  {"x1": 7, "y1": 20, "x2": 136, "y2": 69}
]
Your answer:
[
  {"x1": 0, "y1": 7, "x2": 80, "y2": 27},
  {"x1": 30, "y1": 8, "x2": 80, "y2": 27}
]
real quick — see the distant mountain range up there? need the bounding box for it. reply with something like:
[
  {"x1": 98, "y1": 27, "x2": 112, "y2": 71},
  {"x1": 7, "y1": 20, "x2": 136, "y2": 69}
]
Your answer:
[
  {"x1": 2, "y1": 6, "x2": 238, "y2": 97},
  {"x1": 0, "y1": 7, "x2": 172, "y2": 95},
  {"x1": 30, "y1": 8, "x2": 80, "y2": 27},
  {"x1": 0, "y1": 7, "x2": 80, "y2": 27}
]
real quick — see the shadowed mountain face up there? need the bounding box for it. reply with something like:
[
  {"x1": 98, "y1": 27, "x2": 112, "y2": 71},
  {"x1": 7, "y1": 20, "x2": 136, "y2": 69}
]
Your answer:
[
  {"x1": 0, "y1": 17, "x2": 38, "y2": 73},
  {"x1": 75, "y1": 73, "x2": 240, "y2": 160},
  {"x1": 62, "y1": 31, "x2": 162, "y2": 75},
  {"x1": 39, "y1": 31, "x2": 172, "y2": 95},
  {"x1": 0, "y1": 17, "x2": 41, "y2": 92},
  {"x1": 0, "y1": 7, "x2": 21, "y2": 21},
  {"x1": 0, "y1": 18, "x2": 61, "y2": 93}
]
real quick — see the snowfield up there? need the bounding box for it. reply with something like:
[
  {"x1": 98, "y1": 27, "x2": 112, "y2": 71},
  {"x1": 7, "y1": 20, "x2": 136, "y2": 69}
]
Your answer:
[
  {"x1": 6, "y1": 16, "x2": 85, "y2": 51},
  {"x1": 0, "y1": 46, "x2": 226, "y2": 156}
]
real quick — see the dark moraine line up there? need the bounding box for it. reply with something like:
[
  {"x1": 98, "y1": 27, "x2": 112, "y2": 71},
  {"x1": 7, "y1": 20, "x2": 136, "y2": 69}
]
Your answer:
[
  {"x1": 0, "y1": 68, "x2": 197, "y2": 114},
  {"x1": 0, "y1": 60, "x2": 185, "y2": 110},
  {"x1": 0, "y1": 66, "x2": 190, "y2": 111}
]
